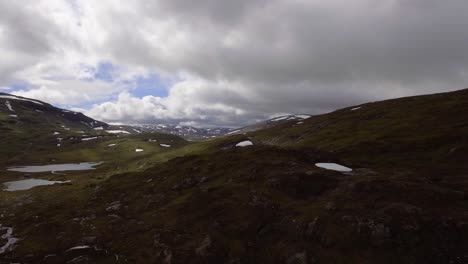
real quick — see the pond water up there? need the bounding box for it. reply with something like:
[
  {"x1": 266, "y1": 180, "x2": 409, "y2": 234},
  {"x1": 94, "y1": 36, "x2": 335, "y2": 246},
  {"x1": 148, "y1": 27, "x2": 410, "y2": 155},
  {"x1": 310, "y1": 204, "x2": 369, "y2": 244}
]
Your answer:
[
  {"x1": 3, "y1": 179, "x2": 71, "y2": 191},
  {"x1": 315, "y1": 163, "x2": 352, "y2": 172},
  {"x1": 7, "y1": 162, "x2": 103, "y2": 173}
]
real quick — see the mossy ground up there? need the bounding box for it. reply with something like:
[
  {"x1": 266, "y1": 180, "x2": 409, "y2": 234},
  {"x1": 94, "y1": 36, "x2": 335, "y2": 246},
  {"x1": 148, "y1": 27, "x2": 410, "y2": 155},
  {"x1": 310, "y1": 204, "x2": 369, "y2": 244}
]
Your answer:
[{"x1": 1, "y1": 89, "x2": 468, "y2": 263}]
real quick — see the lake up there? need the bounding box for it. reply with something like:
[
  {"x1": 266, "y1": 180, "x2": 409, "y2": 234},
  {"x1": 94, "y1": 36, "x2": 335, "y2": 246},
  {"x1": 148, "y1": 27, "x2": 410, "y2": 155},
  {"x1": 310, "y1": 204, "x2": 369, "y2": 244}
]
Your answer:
[
  {"x1": 3, "y1": 179, "x2": 71, "y2": 191},
  {"x1": 7, "y1": 162, "x2": 103, "y2": 173}
]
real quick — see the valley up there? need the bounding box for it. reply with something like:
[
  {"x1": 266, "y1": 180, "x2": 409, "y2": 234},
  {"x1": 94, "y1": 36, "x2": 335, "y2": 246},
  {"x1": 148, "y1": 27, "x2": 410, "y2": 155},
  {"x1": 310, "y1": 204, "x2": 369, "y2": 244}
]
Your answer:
[{"x1": 1, "y1": 89, "x2": 468, "y2": 263}]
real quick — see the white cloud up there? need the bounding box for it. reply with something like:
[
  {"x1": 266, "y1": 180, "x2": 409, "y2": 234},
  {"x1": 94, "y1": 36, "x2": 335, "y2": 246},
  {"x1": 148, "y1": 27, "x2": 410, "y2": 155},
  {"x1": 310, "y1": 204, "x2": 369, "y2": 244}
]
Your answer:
[
  {"x1": 86, "y1": 77, "x2": 254, "y2": 127},
  {"x1": 1, "y1": 0, "x2": 468, "y2": 126},
  {"x1": 12, "y1": 79, "x2": 121, "y2": 106}
]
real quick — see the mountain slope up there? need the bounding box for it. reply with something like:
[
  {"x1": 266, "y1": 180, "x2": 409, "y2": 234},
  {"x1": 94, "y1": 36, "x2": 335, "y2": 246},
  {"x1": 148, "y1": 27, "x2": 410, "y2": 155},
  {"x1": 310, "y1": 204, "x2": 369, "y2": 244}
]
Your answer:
[
  {"x1": 249, "y1": 88, "x2": 468, "y2": 173},
  {"x1": 0, "y1": 92, "x2": 108, "y2": 131},
  {"x1": 92, "y1": 88, "x2": 468, "y2": 263},
  {"x1": 0, "y1": 93, "x2": 189, "y2": 167},
  {"x1": 226, "y1": 114, "x2": 311, "y2": 136},
  {"x1": 0, "y1": 93, "x2": 109, "y2": 159}
]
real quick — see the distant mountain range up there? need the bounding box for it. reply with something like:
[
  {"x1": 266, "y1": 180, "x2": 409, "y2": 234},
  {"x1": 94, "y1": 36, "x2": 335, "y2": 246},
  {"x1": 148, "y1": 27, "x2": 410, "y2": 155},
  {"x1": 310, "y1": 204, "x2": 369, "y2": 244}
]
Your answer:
[
  {"x1": 126, "y1": 114, "x2": 311, "y2": 140},
  {"x1": 0, "y1": 92, "x2": 312, "y2": 141}
]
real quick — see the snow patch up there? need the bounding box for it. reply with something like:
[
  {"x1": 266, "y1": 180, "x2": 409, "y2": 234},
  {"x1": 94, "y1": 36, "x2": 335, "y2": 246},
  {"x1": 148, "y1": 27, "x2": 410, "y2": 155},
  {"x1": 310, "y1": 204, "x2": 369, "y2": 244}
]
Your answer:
[
  {"x1": 0, "y1": 95, "x2": 43, "y2": 105},
  {"x1": 106, "y1": 130, "x2": 130, "y2": 134},
  {"x1": 5, "y1": 101, "x2": 13, "y2": 112},
  {"x1": 108, "y1": 144, "x2": 117, "y2": 147},
  {"x1": 271, "y1": 116, "x2": 289, "y2": 122},
  {"x1": 227, "y1": 129, "x2": 240, "y2": 135},
  {"x1": 236, "y1": 140, "x2": 254, "y2": 147},
  {"x1": 351, "y1": 107, "x2": 362, "y2": 111},
  {"x1": 81, "y1": 137, "x2": 98, "y2": 141},
  {"x1": 67, "y1": 245, "x2": 91, "y2": 251},
  {"x1": 56, "y1": 137, "x2": 62, "y2": 146},
  {"x1": 9, "y1": 114, "x2": 17, "y2": 118},
  {"x1": 135, "y1": 148, "x2": 144, "y2": 152},
  {"x1": 159, "y1": 144, "x2": 171, "y2": 148},
  {"x1": 0, "y1": 225, "x2": 18, "y2": 254},
  {"x1": 295, "y1": 114, "x2": 311, "y2": 119},
  {"x1": 315, "y1": 163, "x2": 352, "y2": 172}
]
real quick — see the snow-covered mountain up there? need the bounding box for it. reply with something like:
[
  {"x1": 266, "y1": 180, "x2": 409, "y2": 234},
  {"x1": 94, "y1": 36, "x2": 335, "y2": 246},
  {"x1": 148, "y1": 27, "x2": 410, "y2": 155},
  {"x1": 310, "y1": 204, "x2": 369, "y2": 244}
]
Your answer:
[
  {"x1": 0, "y1": 93, "x2": 314, "y2": 142},
  {"x1": 126, "y1": 115, "x2": 311, "y2": 140},
  {"x1": 130, "y1": 124, "x2": 232, "y2": 140},
  {"x1": 0, "y1": 92, "x2": 109, "y2": 132},
  {"x1": 225, "y1": 114, "x2": 311, "y2": 135}
]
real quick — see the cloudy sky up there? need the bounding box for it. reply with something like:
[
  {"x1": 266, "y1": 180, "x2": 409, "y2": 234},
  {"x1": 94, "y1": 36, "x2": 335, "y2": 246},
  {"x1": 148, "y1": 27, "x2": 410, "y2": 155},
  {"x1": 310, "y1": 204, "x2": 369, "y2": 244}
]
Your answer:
[{"x1": 1, "y1": 0, "x2": 467, "y2": 127}]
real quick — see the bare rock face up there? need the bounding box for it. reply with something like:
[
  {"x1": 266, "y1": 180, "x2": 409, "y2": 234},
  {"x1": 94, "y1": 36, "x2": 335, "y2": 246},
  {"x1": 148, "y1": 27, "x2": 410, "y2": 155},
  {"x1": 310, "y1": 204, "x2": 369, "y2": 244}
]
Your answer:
[
  {"x1": 67, "y1": 255, "x2": 91, "y2": 264},
  {"x1": 105, "y1": 201, "x2": 121, "y2": 212},
  {"x1": 65, "y1": 246, "x2": 96, "y2": 261},
  {"x1": 305, "y1": 217, "x2": 319, "y2": 238},
  {"x1": 153, "y1": 233, "x2": 173, "y2": 264},
  {"x1": 286, "y1": 251, "x2": 309, "y2": 264},
  {"x1": 196, "y1": 235, "x2": 212, "y2": 256}
]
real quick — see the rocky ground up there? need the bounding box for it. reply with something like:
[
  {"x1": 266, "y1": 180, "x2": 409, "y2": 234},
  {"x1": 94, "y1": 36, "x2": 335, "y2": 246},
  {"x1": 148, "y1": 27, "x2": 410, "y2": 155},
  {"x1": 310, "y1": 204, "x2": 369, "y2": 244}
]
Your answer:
[{"x1": 1, "y1": 89, "x2": 468, "y2": 263}]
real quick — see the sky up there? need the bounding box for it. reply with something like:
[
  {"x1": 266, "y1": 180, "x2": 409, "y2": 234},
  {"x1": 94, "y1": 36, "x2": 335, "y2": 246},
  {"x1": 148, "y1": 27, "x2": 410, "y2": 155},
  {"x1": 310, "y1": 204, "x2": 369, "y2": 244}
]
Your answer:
[{"x1": 0, "y1": 0, "x2": 467, "y2": 127}]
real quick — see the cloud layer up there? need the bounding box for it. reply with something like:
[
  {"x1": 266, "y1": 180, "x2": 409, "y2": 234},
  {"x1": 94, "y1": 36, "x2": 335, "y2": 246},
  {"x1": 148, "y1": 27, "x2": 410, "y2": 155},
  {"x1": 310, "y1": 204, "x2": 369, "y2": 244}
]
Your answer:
[{"x1": 1, "y1": 0, "x2": 468, "y2": 126}]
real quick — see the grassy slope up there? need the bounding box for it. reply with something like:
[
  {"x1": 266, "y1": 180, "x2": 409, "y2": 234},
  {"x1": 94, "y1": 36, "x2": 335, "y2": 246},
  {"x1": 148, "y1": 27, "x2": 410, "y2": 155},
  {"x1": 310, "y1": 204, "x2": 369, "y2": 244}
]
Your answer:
[
  {"x1": 0, "y1": 95, "x2": 105, "y2": 164},
  {"x1": 0, "y1": 94, "x2": 196, "y2": 171},
  {"x1": 2, "y1": 89, "x2": 468, "y2": 263},
  {"x1": 253, "y1": 88, "x2": 468, "y2": 168}
]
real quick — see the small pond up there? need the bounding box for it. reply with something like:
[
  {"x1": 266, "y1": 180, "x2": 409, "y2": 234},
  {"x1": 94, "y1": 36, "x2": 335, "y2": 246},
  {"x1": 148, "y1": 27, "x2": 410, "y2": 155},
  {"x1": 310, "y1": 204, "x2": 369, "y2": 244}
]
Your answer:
[
  {"x1": 3, "y1": 179, "x2": 71, "y2": 191},
  {"x1": 7, "y1": 162, "x2": 103, "y2": 173}
]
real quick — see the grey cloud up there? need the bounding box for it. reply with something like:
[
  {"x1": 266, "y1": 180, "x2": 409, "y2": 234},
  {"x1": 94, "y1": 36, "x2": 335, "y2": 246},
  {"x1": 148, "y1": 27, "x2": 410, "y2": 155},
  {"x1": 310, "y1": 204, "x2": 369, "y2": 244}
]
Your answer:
[
  {"x1": 164, "y1": 0, "x2": 468, "y2": 87},
  {"x1": 0, "y1": 1, "x2": 71, "y2": 85},
  {"x1": 106, "y1": 0, "x2": 468, "y2": 94},
  {"x1": 2, "y1": 0, "x2": 468, "y2": 126},
  {"x1": 0, "y1": 2, "x2": 52, "y2": 55},
  {"x1": 153, "y1": 0, "x2": 269, "y2": 26}
]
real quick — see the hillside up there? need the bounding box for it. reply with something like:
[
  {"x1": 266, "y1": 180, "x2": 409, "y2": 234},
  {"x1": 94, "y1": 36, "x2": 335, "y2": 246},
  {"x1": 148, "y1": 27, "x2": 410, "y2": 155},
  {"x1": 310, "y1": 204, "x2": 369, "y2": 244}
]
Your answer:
[
  {"x1": 0, "y1": 93, "x2": 108, "y2": 162},
  {"x1": 251, "y1": 88, "x2": 468, "y2": 174},
  {"x1": 226, "y1": 114, "x2": 311, "y2": 136},
  {"x1": 0, "y1": 93, "x2": 191, "y2": 170},
  {"x1": 0, "y1": 92, "x2": 108, "y2": 131},
  {"x1": 1, "y1": 89, "x2": 468, "y2": 263}
]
